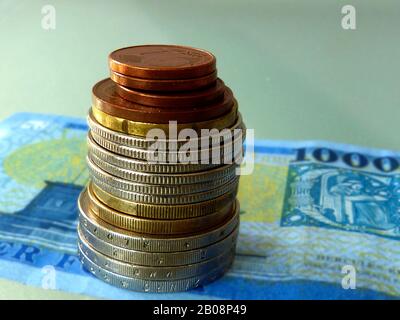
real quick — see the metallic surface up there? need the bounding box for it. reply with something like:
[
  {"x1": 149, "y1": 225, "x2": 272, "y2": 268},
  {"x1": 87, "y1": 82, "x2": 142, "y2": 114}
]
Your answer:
[
  {"x1": 92, "y1": 78, "x2": 234, "y2": 123},
  {"x1": 78, "y1": 189, "x2": 240, "y2": 252},
  {"x1": 87, "y1": 110, "x2": 244, "y2": 150},
  {"x1": 108, "y1": 45, "x2": 216, "y2": 79},
  {"x1": 115, "y1": 78, "x2": 225, "y2": 107},
  {"x1": 90, "y1": 182, "x2": 238, "y2": 219},
  {"x1": 78, "y1": 246, "x2": 232, "y2": 292},
  {"x1": 89, "y1": 130, "x2": 244, "y2": 162},
  {"x1": 110, "y1": 70, "x2": 217, "y2": 92},
  {"x1": 87, "y1": 186, "x2": 234, "y2": 234},
  {"x1": 87, "y1": 147, "x2": 238, "y2": 184},
  {"x1": 78, "y1": 233, "x2": 236, "y2": 280},
  {"x1": 90, "y1": 102, "x2": 238, "y2": 136},
  {"x1": 91, "y1": 174, "x2": 239, "y2": 205},
  {"x1": 87, "y1": 154, "x2": 237, "y2": 194},
  {"x1": 86, "y1": 133, "x2": 220, "y2": 174},
  {"x1": 78, "y1": 223, "x2": 238, "y2": 266}
]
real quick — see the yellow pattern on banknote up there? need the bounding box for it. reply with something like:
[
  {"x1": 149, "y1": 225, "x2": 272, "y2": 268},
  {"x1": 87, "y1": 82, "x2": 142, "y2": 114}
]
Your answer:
[{"x1": 238, "y1": 163, "x2": 288, "y2": 223}]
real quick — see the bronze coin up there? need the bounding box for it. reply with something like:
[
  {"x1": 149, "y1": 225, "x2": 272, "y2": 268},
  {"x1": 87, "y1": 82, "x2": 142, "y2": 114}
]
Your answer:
[
  {"x1": 92, "y1": 78, "x2": 234, "y2": 123},
  {"x1": 115, "y1": 78, "x2": 225, "y2": 108},
  {"x1": 109, "y1": 45, "x2": 216, "y2": 80},
  {"x1": 110, "y1": 70, "x2": 217, "y2": 92}
]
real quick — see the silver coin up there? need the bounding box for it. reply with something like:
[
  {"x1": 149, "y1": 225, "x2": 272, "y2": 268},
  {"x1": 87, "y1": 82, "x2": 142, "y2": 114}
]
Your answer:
[
  {"x1": 78, "y1": 189, "x2": 240, "y2": 252},
  {"x1": 90, "y1": 175, "x2": 239, "y2": 205},
  {"x1": 78, "y1": 233, "x2": 236, "y2": 280},
  {"x1": 87, "y1": 155, "x2": 238, "y2": 194},
  {"x1": 78, "y1": 222, "x2": 239, "y2": 266},
  {"x1": 78, "y1": 247, "x2": 233, "y2": 292},
  {"x1": 87, "y1": 136, "x2": 239, "y2": 182},
  {"x1": 87, "y1": 133, "x2": 219, "y2": 174},
  {"x1": 89, "y1": 130, "x2": 245, "y2": 163},
  {"x1": 87, "y1": 110, "x2": 245, "y2": 150}
]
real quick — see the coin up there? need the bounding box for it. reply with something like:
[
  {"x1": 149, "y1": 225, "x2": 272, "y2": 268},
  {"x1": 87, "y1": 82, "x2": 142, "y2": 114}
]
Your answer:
[
  {"x1": 115, "y1": 78, "x2": 225, "y2": 108},
  {"x1": 86, "y1": 156, "x2": 236, "y2": 196},
  {"x1": 89, "y1": 130, "x2": 244, "y2": 163},
  {"x1": 89, "y1": 181, "x2": 237, "y2": 219},
  {"x1": 78, "y1": 222, "x2": 238, "y2": 266},
  {"x1": 78, "y1": 189, "x2": 240, "y2": 252},
  {"x1": 78, "y1": 247, "x2": 233, "y2": 292},
  {"x1": 86, "y1": 132, "x2": 220, "y2": 174},
  {"x1": 87, "y1": 185, "x2": 234, "y2": 234},
  {"x1": 87, "y1": 109, "x2": 245, "y2": 150},
  {"x1": 87, "y1": 150, "x2": 239, "y2": 185},
  {"x1": 87, "y1": 149, "x2": 238, "y2": 185},
  {"x1": 78, "y1": 233, "x2": 235, "y2": 280},
  {"x1": 90, "y1": 102, "x2": 238, "y2": 137},
  {"x1": 79, "y1": 44, "x2": 244, "y2": 292},
  {"x1": 92, "y1": 79, "x2": 234, "y2": 123},
  {"x1": 91, "y1": 174, "x2": 239, "y2": 205},
  {"x1": 109, "y1": 45, "x2": 216, "y2": 79},
  {"x1": 110, "y1": 70, "x2": 217, "y2": 92}
]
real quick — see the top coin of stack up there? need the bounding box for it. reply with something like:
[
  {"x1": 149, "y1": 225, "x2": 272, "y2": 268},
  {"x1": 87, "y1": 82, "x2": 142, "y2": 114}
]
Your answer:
[{"x1": 78, "y1": 45, "x2": 245, "y2": 293}]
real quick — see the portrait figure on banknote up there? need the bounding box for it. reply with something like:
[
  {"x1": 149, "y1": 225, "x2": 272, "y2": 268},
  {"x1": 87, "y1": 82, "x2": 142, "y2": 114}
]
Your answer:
[{"x1": 282, "y1": 163, "x2": 400, "y2": 238}]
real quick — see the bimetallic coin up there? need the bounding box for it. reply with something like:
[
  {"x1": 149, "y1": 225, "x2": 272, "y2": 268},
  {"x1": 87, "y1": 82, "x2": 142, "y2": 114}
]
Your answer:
[
  {"x1": 87, "y1": 109, "x2": 245, "y2": 150},
  {"x1": 90, "y1": 103, "x2": 238, "y2": 137},
  {"x1": 78, "y1": 233, "x2": 236, "y2": 280},
  {"x1": 92, "y1": 79, "x2": 234, "y2": 123},
  {"x1": 87, "y1": 185, "x2": 234, "y2": 234},
  {"x1": 78, "y1": 222, "x2": 238, "y2": 266},
  {"x1": 78, "y1": 248, "x2": 232, "y2": 292},
  {"x1": 91, "y1": 174, "x2": 239, "y2": 205},
  {"x1": 115, "y1": 78, "x2": 225, "y2": 108},
  {"x1": 78, "y1": 189, "x2": 240, "y2": 252},
  {"x1": 87, "y1": 152, "x2": 238, "y2": 191},
  {"x1": 89, "y1": 130, "x2": 244, "y2": 163},
  {"x1": 90, "y1": 182, "x2": 237, "y2": 219},
  {"x1": 108, "y1": 45, "x2": 216, "y2": 79},
  {"x1": 110, "y1": 70, "x2": 217, "y2": 92}
]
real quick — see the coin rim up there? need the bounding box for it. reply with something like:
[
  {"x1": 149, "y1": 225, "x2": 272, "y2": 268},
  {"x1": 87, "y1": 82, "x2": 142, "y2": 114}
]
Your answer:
[
  {"x1": 114, "y1": 78, "x2": 225, "y2": 108},
  {"x1": 78, "y1": 232, "x2": 236, "y2": 280},
  {"x1": 87, "y1": 185, "x2": 234, "y2": 235},
  {"x1": 110, "y1": 70, "x2": 218, "y2": 92},
  {"x1": 108, "y1": 45, "x2": 216, "y2": 79},
  {"x1": 78, "y1": 188, "x2": 240, "y2": 252},
  {"x1": 90, "y1": 101, "x2": 238, "y2": 136}
]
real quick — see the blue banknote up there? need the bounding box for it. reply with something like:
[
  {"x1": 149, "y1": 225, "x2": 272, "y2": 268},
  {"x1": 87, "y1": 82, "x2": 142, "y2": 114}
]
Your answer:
[{"x1": 0, "y1": 112, "x2": 398, "y2": 299}]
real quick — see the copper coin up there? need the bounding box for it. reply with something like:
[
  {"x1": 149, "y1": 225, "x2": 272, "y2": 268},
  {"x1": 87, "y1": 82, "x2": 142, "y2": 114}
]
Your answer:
[
  {"x1": 92, "y1": 78, "x2": 234, "y2": 123},
  {"x1": 110, "y1": 70, "x2": 217, "y2": 92},
  {"x1": 115, "y1": 78, "x2": 225, "y2": 108},
  {"x1": 109, "y1": 45, "x2": 216, "y2": 80}
]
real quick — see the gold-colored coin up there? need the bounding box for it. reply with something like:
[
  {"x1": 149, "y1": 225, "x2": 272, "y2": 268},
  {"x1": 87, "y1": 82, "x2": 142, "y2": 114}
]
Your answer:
[
  {"x1": 78, "y1": 188, "x2": 240, "y2": 252},
  {"x1": 90, "y1": 102, "x2": 238, "y2": 137},
  {"x1": 90, "y1": 182, "x2": 237, "y2": 219},
  {"x1": 87, "y1": 109, "x2": 245, "y2": 150},
  {"x1": 87, "y1": 185, "x2": 234, "y2": 234}
]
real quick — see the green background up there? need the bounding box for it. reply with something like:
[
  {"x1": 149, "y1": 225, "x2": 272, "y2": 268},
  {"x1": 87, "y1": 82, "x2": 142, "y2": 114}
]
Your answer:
[{"x1": 0, "y1": 0, "x2": 399, "y2": 299}]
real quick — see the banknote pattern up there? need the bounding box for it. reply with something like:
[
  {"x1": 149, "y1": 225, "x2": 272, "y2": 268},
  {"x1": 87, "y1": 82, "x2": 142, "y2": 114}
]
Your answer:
[{"x1": 0, "y1": 113, "x2": 398, "y2": 299}]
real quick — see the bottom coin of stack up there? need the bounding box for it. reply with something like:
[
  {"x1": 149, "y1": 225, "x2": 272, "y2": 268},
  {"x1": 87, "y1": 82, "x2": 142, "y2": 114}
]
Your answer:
[{"x1": 77, "y1": 184, "x2": 240, "y2": 292}]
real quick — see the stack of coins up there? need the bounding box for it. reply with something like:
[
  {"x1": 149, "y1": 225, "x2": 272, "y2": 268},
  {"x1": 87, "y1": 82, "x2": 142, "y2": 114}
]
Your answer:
[{"x1": 77, "y1": 45, "x2": 246, "y2": 292}]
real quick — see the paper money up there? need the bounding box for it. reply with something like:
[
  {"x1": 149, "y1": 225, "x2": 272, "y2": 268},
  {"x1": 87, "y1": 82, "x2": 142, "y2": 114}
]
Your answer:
[{"x1": 0, "y1": 112, "x2": 398, "y2": 299}]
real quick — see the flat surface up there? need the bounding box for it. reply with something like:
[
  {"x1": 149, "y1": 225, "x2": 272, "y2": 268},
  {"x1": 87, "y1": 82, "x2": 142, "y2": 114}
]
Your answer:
[{"x1": 0, "y1": 0, "x2": 399, "y2": 299}]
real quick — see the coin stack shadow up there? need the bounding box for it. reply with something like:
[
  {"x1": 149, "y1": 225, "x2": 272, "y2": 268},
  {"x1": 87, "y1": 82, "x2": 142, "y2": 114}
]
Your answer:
[{"x1": 77, "y1": 45, "x2": 246, "y2": 292}]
